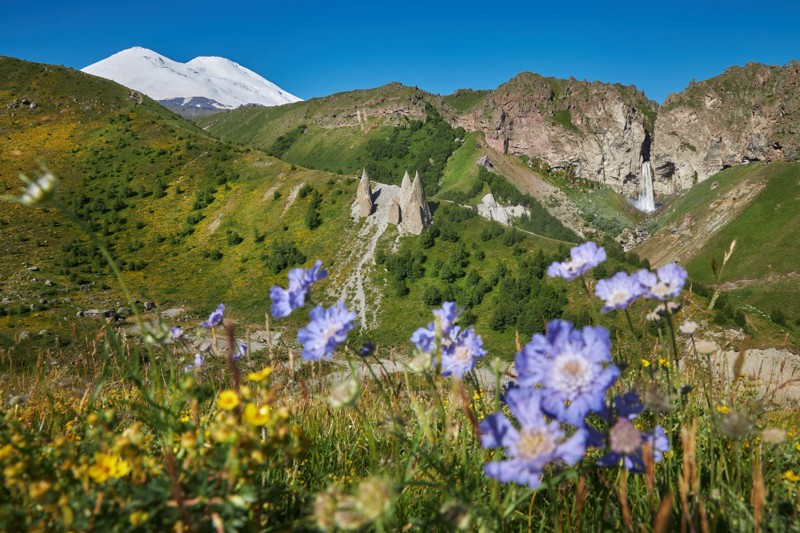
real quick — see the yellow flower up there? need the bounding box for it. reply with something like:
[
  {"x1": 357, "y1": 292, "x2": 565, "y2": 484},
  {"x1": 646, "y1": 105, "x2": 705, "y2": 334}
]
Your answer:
[
  {"x1": 88, "y1": 453, "x2": 130, "y2": 483},
  {"x1": 658, "y1": 358, "x2": 670, "y2": 368},
  {"x1": 217, "y1": 390, "x2": 240, "y2": 411},
  {"x1": 29, "y1": 480, "x2": 51, "y2": 499},
  {"x1": 0, "y1": 444, "x2": 13, "y2": 461},
  {"x1": 246, "y1": 367, "x2": 273, "y2": 382},
  {"x1": 243, "y1": 403, "x2": 271, "y2": 426},
  {"x1": 641, "y1": 359, "x2": 651, "y2": 368},
  {"x1": 785, "y1": 470, "x2": 800, "y2": 483},
  {"x1": 130, "y1": 511, "x2": 150, "y2": 527},
  {"x1": 716, "y1": 405, "x2": 730, "y2": 414},
  {"x1": 795, "y1": 442, "x2": 800, "y2": 452}
]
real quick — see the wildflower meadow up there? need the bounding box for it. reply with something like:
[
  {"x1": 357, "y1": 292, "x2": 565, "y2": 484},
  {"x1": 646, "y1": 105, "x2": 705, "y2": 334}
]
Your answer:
[{"x1": 1, "y1": 171, "x2": 799, "y2": 531}]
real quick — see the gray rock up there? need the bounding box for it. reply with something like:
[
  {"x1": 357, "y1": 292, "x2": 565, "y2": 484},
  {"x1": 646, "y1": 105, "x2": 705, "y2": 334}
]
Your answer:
[
  {"x1": 144, "y1": 301, "x2": 156, "y2": 311},
  {"x1": 399, "y1": 171, "x2": 432, "y2": 235},
  {"x1": 355, "y1": 169, "x2": 374, "y2": 217},
  {"x1": 117, "y1": 307, "x2": 131, "y2": 318},
  {"x1": 477, "y1": 154, "x2": 494, "y2": 170},
  {"x1": 18, "y1": 331, "x2": 30, "y2": 341}
]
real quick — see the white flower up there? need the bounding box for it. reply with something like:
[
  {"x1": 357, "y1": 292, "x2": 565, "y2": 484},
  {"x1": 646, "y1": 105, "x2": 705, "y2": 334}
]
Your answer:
[{"x1": 679, "y1": 321, "x2": 698, "y2": 335}]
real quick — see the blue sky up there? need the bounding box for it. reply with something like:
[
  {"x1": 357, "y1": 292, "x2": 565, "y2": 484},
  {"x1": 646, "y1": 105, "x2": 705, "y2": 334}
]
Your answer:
[{"x1": 2, "y1": 0, "x2": 798, "y2": 103}]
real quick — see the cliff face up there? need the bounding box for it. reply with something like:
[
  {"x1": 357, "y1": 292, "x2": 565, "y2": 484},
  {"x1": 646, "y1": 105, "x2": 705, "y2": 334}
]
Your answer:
[
  {"x1": 455, "y1": 73, "x2": 658, "y2": 196},
  {"x1": 652, "y1": 62, "x2": 800, "y2": 192}
]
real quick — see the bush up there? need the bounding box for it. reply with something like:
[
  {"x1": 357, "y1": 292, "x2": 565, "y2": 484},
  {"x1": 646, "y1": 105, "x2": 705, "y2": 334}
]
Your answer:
[{"x1": 264, "y1": 240, "x2": 306, "y2": 274}]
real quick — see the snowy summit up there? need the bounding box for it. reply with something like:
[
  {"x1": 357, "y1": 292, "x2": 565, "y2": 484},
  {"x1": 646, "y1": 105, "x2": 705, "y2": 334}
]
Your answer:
[{"x1": 82, "y1": 46, "x2": 301, "y2": 110}]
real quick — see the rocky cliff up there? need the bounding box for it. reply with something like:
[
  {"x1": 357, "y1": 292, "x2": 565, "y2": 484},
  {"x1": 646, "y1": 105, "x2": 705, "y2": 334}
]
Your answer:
[
  {"x1": 652, "y1": 61, "x2": 800, "y2": 192},
  {"x1": 455, "y1": 73, "x2": 658, "y2": 196}
]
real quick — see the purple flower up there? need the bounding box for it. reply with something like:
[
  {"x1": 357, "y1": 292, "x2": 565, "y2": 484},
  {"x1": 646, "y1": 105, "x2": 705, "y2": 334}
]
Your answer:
[
  {"x1": 270, "y1": 260, "x2": 328, "y2": 318},
  {"x1": 297, "y1": 302, "x2": 356, "y2": 361},
  {"x1": 170, "y1": 326, "x2": 184, "y2": 340},
  {"x1": 592, "y1": 393, "x2": 670, "y2": 472},
  {"x1": 636, "y1": 263, "x2": 687, "y2": 301},
  {"x1": 410, "y1": 302, "x2": 461, "y2": 354},
  {"x1": 594, "y1": 271, "x2": 645, "y2": 312},
  {"x1": 515, "y1": 320, "x2": 619, "y2": 426},
  {"x1": 597, "y1": 421, "x2": 670, "y2": 472},
  {"x1": 647, "y1": 426, "x2": 670, "y2": 462},
  {"x1": 201, "y1": 304, "x2": 225, "y2": 328},
  {"x1": 410, "y1": 302, "x2": 485, "y2": 378},
  {"x1": 411, "y1": 324, "x2": 436, "y2": 353},
  {"x1": 184, "y1": 353, "x2": 205, "y2": 373},
  {"x1": 232, "y1": 342, "x2": 247, "y2": 362},
  {"x1": 433, "y1": 301, "x2": 461, "y2": 333},
  {"x1": 440, "y1": 326, "x2": 487, "y2": 379},
  {"x1": 547, "y1": 242, "x2": 607, "y2": 281},
  {"x1": 480, "y1": 386, "x2": 587, "y2": 488}
]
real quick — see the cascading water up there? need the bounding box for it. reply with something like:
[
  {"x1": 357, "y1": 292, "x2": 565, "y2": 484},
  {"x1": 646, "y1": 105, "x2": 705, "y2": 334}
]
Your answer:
[{"x1": 634, "y1": 161, "x2": 656, "y2": 212}]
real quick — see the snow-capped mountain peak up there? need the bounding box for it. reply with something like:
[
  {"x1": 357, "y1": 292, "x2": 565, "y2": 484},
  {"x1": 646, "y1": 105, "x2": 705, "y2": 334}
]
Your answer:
[{"x1": 81, "y1": 47, "x2": 301, "y2": 110}]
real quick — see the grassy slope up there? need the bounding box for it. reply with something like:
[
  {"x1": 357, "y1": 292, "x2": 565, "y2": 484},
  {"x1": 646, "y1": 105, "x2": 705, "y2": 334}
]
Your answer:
[
  {"x1": 197, "y1": 84, "x2": 445, "y2": 176},
  {"x1": 436, "y1": 131, "x2": 483, "y2": 200},
  {"x1": 639, "y1": 162, "x2": 800, "y2": 324},
  {"x1": 0, "y1": 58, "x2": 577, "y2": 358},
  {"x1": 0, "y1": 58, "x2": 355, "y2": 343}
]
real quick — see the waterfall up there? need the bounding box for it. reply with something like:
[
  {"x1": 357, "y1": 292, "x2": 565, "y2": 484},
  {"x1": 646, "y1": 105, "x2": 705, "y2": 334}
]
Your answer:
[{"x1": 634, "y1": 161, "x2": 656, "y2": 212}]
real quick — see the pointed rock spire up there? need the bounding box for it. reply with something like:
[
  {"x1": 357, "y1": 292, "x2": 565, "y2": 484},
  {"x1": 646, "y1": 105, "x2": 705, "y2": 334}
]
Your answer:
[
  {"x1": 400, "y1": 171, "x2": 432, "y2": 234},
  {"x1": 397, "y1": 170, "x2": 412, "y2": 207},
  {"x1": 356, "y1": 168, "x2": 373, "y2": 217}
]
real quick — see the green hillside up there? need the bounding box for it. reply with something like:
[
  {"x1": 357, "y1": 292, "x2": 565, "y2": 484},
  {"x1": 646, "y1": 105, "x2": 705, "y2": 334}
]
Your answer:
[
  {"x1": 0, "y1": 58, "x2": 604, "y2": 357},
  {"x1": 638, "y1": 162, "x2": 800, "y2": 329}
]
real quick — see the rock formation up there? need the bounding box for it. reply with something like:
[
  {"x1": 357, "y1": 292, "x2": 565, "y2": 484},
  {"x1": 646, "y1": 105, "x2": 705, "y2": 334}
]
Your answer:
[
  {"x1": 399, "y1": 172, "x2": 432, "y2": 234},
  {"x1": 652, "y1": 62, "x2": 800, "y2": 193},
  {"x1": 355, "y1": 169, "x2": 373, "y2": 217},
  {"x1": 387, "y1": 170, "x2": 412, "y2": 225},
  {"x1": 455, "y1": 72, "x2": 657, "y2": 196},
  {"x1": 477, "y1": 193, "x2": 529, "y2": 226},
  {"x1": 355, "y1": 169, "x2": 431, "y2": 234}
]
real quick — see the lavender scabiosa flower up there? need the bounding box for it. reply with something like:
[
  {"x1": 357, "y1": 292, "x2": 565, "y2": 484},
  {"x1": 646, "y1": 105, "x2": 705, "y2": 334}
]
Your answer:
[
  {"x1": 410, "y1": 302, "x2": 461, "y2": 354},
  {"x1": 594, "y1": 393, "x2": 670, "y2": 472},
  {"x1": 515, "y1": 320, "x2": 619, "y2": 426},
  {"x1": 480, "y1": 386, "x2": 587, "y2": 488},
  {"x1": 297, "y1": 302, "x2": 356, "y2": 361},
  {"x1": 410, "y1": 324, "x2": 437, "y2": 353},
  {"x1": 201, "y1": 304, "x2": 225, "y2": 328},
  {"x1": 410, "y1": 302, "x2": 486, "y2": 378},
  {"x1": 547, "y1": 241, "x2": 607, "y2": 281},
  {"x1": 636, "y1": 263, "x2": 687, "y2": 301},
  {"x1": 270, "y1": 260, "x2": 328, "y2": 318},
  {"x1": 594, "y1": 271, "x2": 645, "y2": 312},
  {"x1": 440, "y1": 326, "x2": 487, "y2": 379}
]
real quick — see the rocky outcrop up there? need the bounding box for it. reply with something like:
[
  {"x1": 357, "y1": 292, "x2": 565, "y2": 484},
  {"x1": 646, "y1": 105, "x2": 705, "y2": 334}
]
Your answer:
[
  {"x1": 399, "y1": 172, "x2": 432, "y2": 234},
  {"x1": 476, "y1": 193, "x2": 529, "y2": 226},
  {"x1": 387, "y1": 170, "x2": 411, "y2": 225},
  {"x1": 356, "y1": 169, "x2": 373, "y2": 217},
  {"x1": 357, "y1": 170, "x2": 431, "y2": 234},
  {"x1": 652, "y1": 62, "x2": 800, "y2": 192},
  {"x1": 455, "y1": 73, "x2": 658, "y2": 196}
]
